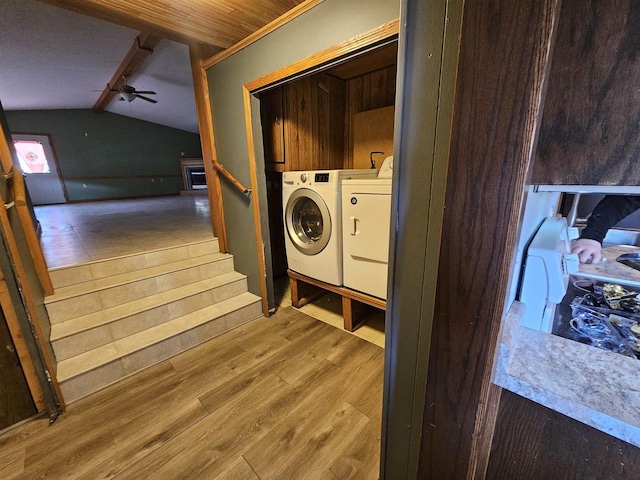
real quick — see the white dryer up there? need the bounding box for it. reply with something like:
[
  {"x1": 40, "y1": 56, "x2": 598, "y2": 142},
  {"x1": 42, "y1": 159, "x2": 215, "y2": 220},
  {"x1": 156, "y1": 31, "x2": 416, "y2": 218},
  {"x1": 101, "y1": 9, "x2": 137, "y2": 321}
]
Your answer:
[
  {"x1": 341, "y1": 157, "x2": 393, "y2": 299},
  {"x1": 282, "y1": 169, "x2": 376, "y2": 285}
]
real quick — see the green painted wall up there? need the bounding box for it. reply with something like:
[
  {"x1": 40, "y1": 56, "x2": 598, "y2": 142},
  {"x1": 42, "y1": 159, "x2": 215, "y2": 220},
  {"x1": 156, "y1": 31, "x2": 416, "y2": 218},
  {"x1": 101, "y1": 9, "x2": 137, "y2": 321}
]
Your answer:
[
  {"x1": 207, "y1": 0, "x2": 400, "y2": 298},
  {"x1": 5, "y1": 110, "x2": 201, "y2": 201}
]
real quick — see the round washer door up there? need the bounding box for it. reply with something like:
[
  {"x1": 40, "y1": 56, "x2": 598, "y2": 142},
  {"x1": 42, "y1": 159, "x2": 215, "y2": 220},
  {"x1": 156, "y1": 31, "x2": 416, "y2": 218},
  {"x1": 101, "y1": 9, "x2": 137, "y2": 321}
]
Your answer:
[{"x1": 285, "y1": 188, "x2": 331, "y2": 255}]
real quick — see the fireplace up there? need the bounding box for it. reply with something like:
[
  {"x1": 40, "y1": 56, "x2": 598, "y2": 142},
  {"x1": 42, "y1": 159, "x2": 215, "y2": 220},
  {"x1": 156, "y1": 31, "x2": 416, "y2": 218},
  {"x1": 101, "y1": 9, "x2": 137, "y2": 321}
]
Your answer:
[{"x1": 179, "y1": 158, "x2": 207, "y2": 195}]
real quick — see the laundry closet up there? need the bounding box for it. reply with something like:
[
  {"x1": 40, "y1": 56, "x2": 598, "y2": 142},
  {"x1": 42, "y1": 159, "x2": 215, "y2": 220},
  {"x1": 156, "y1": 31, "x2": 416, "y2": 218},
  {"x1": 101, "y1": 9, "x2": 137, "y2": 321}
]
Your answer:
[{"x1": 259, "y1": 41, "x2": 397, "y2": 327}]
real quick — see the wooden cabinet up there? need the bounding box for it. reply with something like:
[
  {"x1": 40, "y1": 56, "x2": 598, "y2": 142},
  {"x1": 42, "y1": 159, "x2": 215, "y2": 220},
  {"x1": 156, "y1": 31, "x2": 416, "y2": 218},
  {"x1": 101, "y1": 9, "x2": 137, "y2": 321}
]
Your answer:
[
  {"x1": 260, "y1": 87, "x2": 286, "y2": 169},
  {"x1": 260, "y1": 73, "x2": 345, "y2": 172},
  {"x1": 532, "y1": 0, "x2": 640, "y2": 186},
  {"x1": 265, "y1": 170, "x2": 287, "y2": 278}
]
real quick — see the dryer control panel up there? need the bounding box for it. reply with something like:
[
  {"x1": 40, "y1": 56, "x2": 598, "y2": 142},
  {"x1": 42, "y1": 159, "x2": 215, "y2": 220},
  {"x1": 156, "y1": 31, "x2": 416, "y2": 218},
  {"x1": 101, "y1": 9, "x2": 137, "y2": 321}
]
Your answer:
[{"x1": 315, "y1": 173, "x2": 330, "y2": 183}]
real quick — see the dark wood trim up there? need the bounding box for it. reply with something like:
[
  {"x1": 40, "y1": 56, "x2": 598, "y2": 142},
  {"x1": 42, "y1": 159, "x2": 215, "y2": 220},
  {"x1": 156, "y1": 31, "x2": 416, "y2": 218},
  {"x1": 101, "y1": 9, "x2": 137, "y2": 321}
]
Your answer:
[
  {"x1": 487, "y1": 390, "x2": 640, "y2": 478},
  {"x1": 416, "y1": 0, "x2": 561, "y2": 478}
]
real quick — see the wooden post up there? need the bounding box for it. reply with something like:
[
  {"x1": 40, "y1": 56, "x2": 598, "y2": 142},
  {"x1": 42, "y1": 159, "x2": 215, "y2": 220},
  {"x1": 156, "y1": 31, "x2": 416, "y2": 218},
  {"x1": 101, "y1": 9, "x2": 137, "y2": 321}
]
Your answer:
[{"x1": 189, "y1": 43, "x2": 228, "y2": 253}]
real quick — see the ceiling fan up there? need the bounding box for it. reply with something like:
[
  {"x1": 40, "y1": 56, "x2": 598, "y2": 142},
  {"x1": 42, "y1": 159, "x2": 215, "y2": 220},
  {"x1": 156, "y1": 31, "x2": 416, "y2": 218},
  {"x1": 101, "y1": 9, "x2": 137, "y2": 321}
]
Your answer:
[{"x1": 111, "y1": 76, "x2": 157, "y2": 104}]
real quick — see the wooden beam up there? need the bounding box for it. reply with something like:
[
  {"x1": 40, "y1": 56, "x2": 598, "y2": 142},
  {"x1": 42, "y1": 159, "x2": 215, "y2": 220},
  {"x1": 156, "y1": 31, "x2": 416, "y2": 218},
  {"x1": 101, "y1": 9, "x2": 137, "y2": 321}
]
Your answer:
[
  {"x1": 202, "y1": 0, "x2": 326, "y2": 70},
  {"x1": 188, "y1": 44, "x2": 228, "y2": 253},
  {"x1": 93, "y1": 32, "x2": 161, "y2": 112}
]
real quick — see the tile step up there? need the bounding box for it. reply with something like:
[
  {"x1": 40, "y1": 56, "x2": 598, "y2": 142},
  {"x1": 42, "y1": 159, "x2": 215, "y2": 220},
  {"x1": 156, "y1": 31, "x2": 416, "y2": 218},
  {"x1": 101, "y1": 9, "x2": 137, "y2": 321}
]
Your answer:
[
  {"x1": 48, "y1": 238, "x2": 220, "y2": 289},
  {"x1": 51, "y1": 272, "x2": 249, "y2": 361},
  {"x1": 45, "y1": 257, "x2": 238, "y2": 324},
  {"x1": 48, "y1": 270, "x2": 246, "y2": 330},
  {"x1": 58, "y1": 293, "x2": 263, "y2": 403},
  {"x1": 46, "y1": 252, "x2": 232, "y2": 303}
]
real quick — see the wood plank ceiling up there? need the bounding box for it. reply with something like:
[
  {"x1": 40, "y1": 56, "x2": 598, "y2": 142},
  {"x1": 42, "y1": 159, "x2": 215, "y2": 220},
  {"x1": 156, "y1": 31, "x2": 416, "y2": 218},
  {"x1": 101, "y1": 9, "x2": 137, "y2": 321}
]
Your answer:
[{"x1": 37, "y1": 0, "x2": 309, "y2": 48}]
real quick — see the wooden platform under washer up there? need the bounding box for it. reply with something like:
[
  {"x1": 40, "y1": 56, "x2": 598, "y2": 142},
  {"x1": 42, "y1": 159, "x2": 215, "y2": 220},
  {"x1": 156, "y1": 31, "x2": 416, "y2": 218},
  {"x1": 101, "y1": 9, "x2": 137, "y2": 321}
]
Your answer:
[{"x1": 288, "y1": 270, "x2": 386, "y2": 332}]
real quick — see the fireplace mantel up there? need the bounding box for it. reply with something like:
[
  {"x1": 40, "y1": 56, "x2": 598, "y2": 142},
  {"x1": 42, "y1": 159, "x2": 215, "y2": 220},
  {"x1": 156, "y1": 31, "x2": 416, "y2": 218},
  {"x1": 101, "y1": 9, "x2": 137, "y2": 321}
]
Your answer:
[{"x1": 179, "y1": 158, "x2": 207, "y2": 195}]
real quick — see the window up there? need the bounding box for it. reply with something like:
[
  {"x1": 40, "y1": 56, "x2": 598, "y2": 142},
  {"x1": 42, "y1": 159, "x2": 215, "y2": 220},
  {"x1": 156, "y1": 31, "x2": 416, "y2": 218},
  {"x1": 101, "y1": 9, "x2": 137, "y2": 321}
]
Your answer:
[{"x1": 13, "y1": 140, "x2": 51, "y2": 173}]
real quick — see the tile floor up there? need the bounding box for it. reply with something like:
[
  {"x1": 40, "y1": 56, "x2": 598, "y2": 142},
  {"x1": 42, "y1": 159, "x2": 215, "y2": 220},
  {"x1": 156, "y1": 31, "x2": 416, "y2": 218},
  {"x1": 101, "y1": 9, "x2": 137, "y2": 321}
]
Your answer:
[
  {"x1": 35, "y1": 195, "x2": 385, "y2": 347},
  {"x1": 35, "y1": 196, "x2": 214, "y2": 269}
]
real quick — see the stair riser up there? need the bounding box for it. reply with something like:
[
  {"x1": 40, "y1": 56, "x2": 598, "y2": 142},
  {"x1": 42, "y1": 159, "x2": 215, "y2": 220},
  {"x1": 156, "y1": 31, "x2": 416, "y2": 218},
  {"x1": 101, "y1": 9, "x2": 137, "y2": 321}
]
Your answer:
[
  {"x1": 47, "y1": 257, "x2": 234, "y2": 323},
  {"x1": 59, "y1": 301, "x2": 262, "y2": 403},
  {"x1": 49, "y1": 239, "x2": 220, "y2": 289},
  {"x1": 52, "y1": 278, "x2": 249, "y2": 361}
]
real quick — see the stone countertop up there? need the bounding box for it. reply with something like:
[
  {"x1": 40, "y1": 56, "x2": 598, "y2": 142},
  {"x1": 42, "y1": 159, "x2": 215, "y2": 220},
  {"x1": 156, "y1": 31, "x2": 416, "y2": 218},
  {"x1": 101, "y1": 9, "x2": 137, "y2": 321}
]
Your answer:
[
  {"x1": 494, "y1": 301, "x2": 640, "y2": 447},
  {"x1": 578, "y1": 245, "x2": 640, "y2": 287}
]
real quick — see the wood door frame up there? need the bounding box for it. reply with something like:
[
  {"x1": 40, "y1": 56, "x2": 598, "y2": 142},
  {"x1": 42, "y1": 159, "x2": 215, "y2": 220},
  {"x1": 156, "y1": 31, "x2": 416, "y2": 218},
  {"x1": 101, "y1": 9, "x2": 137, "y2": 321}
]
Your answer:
[
  {"x1": 0, "y1": 112, "x2": 64, "y2": 417},
  {"x1": 241, "y1": 19, "x2": 400, "y2": 317}
]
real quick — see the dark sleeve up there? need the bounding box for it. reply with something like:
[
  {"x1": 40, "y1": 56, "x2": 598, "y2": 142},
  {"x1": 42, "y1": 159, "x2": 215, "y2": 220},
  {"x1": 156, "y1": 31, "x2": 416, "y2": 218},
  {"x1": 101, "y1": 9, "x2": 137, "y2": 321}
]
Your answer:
[{"x1": 580, "y1": 195, "x2": 640, "y2": 244}]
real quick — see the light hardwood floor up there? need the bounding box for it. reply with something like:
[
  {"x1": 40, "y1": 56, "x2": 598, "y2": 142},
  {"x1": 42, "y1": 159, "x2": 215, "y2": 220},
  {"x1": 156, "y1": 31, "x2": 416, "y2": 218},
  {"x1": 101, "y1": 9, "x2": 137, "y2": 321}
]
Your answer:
[{"x1": 0, "y1": 307, "x2": 383, "y2": 479}]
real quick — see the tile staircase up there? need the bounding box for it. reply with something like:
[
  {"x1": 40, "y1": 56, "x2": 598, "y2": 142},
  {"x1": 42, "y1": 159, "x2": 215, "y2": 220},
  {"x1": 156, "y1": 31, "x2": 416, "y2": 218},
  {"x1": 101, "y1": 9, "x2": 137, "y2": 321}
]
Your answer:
[{"x1": 45, "y1": 238, "x2": 262, "y2": 403}]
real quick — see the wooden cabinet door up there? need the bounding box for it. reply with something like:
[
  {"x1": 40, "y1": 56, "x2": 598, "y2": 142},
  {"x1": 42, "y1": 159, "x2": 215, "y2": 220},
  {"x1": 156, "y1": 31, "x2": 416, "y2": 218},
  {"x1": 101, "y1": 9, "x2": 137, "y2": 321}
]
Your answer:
[
  {"x1": 260, "y1": 73, "x2": 346, "y2": 173},
  {"x1": 532, "y1": 0, "x2": 640, "y2": 186},
  {"x1": 260, "y1": 87, "x2": 286, "y2": 172},
  {"x1": 282, "y1": 73, "x2": 345, "y2": 172}
]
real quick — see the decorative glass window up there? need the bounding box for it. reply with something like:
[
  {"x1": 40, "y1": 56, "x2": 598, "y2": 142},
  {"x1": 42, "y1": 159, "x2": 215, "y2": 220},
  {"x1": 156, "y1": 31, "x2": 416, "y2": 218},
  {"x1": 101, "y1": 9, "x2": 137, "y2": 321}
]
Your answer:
[{"x1": 13, "y1": 140, "x2": 51, "y2": 173}]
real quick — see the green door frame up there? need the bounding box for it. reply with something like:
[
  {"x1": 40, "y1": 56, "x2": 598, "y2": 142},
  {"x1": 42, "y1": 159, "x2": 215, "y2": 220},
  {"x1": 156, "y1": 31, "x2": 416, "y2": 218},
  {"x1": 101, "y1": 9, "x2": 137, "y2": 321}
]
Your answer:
[{"x1": 380, "y1": 0, "x2": 463, "y2": 477}]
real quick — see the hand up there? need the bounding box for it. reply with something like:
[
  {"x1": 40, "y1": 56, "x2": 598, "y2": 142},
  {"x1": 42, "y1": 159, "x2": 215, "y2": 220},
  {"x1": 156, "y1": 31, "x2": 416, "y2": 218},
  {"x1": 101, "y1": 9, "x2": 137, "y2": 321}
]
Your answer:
[{"x1": 571, "y1": 238, "x2": 602, "y2": 264}]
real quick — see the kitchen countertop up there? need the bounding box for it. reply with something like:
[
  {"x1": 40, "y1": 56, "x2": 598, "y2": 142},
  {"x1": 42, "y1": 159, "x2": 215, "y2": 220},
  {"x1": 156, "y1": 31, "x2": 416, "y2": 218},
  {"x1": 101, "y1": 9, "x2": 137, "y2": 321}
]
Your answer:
[
  {"x1": 578, "y1": 245, "x2": 640, "y2": 287},
  {"x1": 494, "y1": 301, "x2": 640, "y2": 447}
]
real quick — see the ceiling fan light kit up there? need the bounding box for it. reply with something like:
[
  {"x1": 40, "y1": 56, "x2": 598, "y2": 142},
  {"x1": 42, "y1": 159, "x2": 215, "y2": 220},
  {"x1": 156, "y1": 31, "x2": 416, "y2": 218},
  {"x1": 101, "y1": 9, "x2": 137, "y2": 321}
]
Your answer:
[{"x1": 109, "y1": 78, "x2": 158, "y2": 104}]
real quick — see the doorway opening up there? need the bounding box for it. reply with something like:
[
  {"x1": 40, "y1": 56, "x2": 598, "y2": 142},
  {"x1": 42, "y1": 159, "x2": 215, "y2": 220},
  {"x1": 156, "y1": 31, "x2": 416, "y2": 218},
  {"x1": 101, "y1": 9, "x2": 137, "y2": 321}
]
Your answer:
[
  {"x1": 253, "y1": 38, "x2": 399, "y2": 347},
  {"x1": 12, "y1": 133, "x2": 67, "y2": 205}
]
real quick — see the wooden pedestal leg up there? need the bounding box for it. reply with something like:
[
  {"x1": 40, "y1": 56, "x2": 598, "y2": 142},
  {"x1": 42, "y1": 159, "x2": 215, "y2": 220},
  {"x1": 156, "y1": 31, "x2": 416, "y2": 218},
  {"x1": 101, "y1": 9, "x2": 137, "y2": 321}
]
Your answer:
[{"x1": 289, "y1": 274, "x2": 324, "y2": 308}]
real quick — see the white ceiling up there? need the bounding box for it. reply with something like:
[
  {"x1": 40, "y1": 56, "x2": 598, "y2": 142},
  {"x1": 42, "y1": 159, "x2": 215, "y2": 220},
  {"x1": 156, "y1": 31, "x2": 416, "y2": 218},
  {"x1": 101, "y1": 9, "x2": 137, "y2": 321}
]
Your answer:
[{"x1": 0, "y1": 0, "x2": 199, "y2": 133}]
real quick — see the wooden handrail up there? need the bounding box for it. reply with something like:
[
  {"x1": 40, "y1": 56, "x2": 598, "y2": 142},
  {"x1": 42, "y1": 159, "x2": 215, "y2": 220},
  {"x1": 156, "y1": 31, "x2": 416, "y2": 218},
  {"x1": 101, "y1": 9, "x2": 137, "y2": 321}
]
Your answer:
[
  {"x1": 212, "y1": 161, "x2": 251, "y2": 195},
  {"x1": 11, "y1": 168, "x2": 54, "y2": 295}
]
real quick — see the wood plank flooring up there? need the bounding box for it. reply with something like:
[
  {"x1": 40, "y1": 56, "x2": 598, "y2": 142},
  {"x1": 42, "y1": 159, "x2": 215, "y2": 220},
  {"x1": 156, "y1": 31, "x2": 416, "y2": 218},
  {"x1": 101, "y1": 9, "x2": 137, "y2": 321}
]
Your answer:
[{"x1": 0, "y1": 307, "x2": 384, "y2": 479}]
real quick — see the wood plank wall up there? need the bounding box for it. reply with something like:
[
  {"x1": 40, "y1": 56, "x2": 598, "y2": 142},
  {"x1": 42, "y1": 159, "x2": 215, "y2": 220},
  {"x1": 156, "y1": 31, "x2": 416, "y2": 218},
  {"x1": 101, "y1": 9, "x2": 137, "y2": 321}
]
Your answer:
[
  {"x1": 532, "y1": 0, "x2": 640, "y2": 186},
  {"x1": 487, "y1": 390, "x2": 640, "y2": 478},
  {"x1": 416, "y1": 0, "x2": 640, "y2": 476},
  {"x1": 417, "y1": 0, "x2": 559, "y2": 477},
  {"x1": 283, "y1": 73, "x2": 345, "y2": 171},
  {"x1": 344, "y1": 65, "x2": 396, "y2": 168}
]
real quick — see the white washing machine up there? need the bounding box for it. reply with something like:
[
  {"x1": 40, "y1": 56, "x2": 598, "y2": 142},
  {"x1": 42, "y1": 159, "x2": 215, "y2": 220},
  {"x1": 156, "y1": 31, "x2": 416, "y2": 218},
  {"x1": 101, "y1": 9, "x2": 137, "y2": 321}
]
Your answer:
[
  {"x1": 282, "y1": 169, "x2": 377, "y2": 285},
  {"x1": 341, "y1": 157, "x2": 393, "y2": 299}
]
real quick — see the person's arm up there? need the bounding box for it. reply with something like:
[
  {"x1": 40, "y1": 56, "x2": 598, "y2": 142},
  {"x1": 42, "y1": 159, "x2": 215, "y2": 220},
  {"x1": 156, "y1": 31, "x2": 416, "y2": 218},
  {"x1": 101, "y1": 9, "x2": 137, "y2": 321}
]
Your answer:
[
  {"x1": 579, "y1": 195, "x2": 640, "y2": 244},
  {"x1": 572, "y1": 195, "x2": 640, "y2": 263}
]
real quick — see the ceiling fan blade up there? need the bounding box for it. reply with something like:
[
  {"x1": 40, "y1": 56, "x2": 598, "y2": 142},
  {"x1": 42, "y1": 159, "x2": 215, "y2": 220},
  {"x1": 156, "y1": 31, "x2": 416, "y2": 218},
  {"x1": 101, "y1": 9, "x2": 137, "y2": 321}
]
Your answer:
[
  {"x1": 133, "y1": 90, "x2": 156, "y2": 95},
  {"x1": 135, "y1": 94, "x2": 158, "y2": 104}
]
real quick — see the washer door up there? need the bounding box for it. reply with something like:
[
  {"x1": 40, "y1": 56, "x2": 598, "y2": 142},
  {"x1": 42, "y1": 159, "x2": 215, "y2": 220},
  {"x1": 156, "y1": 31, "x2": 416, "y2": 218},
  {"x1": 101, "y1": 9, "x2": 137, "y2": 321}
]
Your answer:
[{"x1": 285, "y1": 188, "x2": 331, "y2": 255}]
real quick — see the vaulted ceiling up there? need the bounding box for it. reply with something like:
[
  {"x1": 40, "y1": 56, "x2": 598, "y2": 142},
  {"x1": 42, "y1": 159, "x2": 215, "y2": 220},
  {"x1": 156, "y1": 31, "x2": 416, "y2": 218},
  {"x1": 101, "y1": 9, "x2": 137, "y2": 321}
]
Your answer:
[{"x1": 0, "y1": 0, "x2": 311, "y2": 133}]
